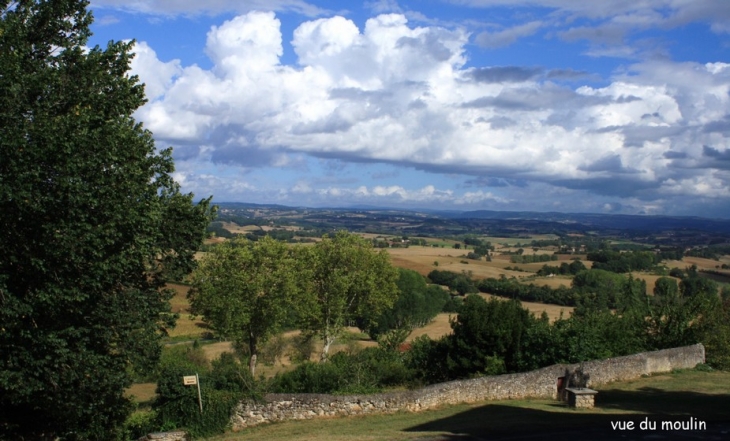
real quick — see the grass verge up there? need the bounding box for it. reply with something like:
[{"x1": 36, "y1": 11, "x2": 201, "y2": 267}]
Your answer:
[{"x1": 205, "y1": 369, "x2": 730, "y2": 441}]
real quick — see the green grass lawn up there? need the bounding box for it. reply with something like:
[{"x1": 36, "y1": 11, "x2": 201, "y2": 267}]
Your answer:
[{"x1": 205, "y1": 368, "x2": 730, "y2": 441}]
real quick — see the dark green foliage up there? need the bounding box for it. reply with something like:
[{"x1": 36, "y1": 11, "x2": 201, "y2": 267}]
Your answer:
[
  {"x1": 646, "y1": 273, "x2": 718, "y2": 350},
  {"x1": 587, "y1": 250, "x2": 660, "y2": 273},
  {"x1": 478, "y1": 277, "x2": 578, "y2": 306},
  {"x1": 509, "y1": 254, "x2": 558, "y2": 264},
  {"x1": 407, "y1": 296, "x2": 560, "y2": 381},
  {"x1": 272, "y1": 348, "x2": 412, "y2": 394},
  {"x1": 365, "y1": 269, "x2": 449, "y2": 339},
  {"x1": 552, "y1": 310, "x2": 648, "y2": 363},
  {"x1": 405, "y1": 335, "x2": 453, "y2": 384},
  {"x1": 680, "y1": 271, "x2": 719, "y2": 298},
  {"x1": 446, "y1": 295, "x2": 533, "y2": 376},
  {"x1": 463, "y1": 236, "x2": 483, "y2": 247},
  {"x1": 206, "y1": 221, "x2": 237, "y2": 239},
  {"x1": 657, "y1": 247, "x2": 684, "y2": 261},
  {"x1": 699, "y1": 297, "x2": 730, "y2": 370},
  {"x1": 572, "y1": 269, "x2": 638, "y2": 311},
  {"x1": 154, "y1": 350, "x2": 253, "y2": 438},
  {"x1": 685, "y1": 245, "x2": 730, "y2": 260},
  {"x1": 515, "y1": 312, "x2": 561, "y2": 371},
  {"x1": 427, "y1": 269, "x2": 478, "y2": 295},
  {"x1": 536, "y1": 259, "x2": 586, "y2": 276},
  {"x1": 0, "y1": 1, "x2": 213, "y2": 439},
  {"x1": 122, "y1": 411, "x2": 159, "y2": 441},
  {"x1": 441, "y1": 295, "x2": 464, "y2": 313}
]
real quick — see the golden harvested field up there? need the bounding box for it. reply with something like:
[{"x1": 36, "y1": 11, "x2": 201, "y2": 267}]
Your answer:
[
  {"x1": 204, "y1": 236, "x2": 227, "y2": 245},
  {"x1": 125, "y1": 382, "x2": 157, "y2": 404},
  {"x1": 386, "y1": 247, "x2": 532, "y2": 280},
  {"x1": 664, "y1": 256, "x2": 723, "y2": 271},
  {"x1": 629, "y1": 272, "x2": 682, "y2": 295},
  {"x1": 166, "y1": 283, "x2": 208, "y2": 339},
  {"x1": 221, "y1": 222, "x2": 262, "y2": 234},
  {"x1": 356, "y1": 232, "x2": 393, "y2": 240},
  {"x1": 479, "y1": 294, "x2": 573, "y2": 322},
  {"x1": 482, "y1": 235, "x2": 558, "y2": 245},
  {"x1": 524, "y1": 276, "x2": 573, "y2": 289},
  {"x1": 260, "y1": 225, "x2": 301, "y2": 232},
  {"x1": 505, "y1": 259, "x2": 589, "y2": 273},
  {"x1": 406, "y1": 313, "x2": 456, "y2": 341},
  {"x1": 167, "y1": 283, "x2": 190, "y2": 313}
]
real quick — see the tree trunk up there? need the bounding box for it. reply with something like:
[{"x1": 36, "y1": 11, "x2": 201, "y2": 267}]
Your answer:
[
  {"x1": 320, "y1": 334, "x2": 336, "y2": 362},
  {"x1": 249, "y1": 333, "x2": 258, "y2": 376}
]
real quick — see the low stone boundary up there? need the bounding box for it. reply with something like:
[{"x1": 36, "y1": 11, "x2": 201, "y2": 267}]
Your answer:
[
  {"x1": 231, "y1": 344, "x2": 705, "y2": 430},
  {"x1": 136, "y1": 431, "x2": 190, "y2": 441}
]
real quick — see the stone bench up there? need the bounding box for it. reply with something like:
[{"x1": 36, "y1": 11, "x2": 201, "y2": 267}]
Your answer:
[{"x1": 565, "y1": 387, "x2": 598, "y2": 409}]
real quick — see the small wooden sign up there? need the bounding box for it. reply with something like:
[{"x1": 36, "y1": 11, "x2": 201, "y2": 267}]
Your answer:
[{"x1": 183, "y1": 375, "x2": 198, "y2": 385}]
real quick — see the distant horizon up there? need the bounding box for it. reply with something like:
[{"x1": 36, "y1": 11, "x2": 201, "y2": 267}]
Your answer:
[
  {"x1": 89, "y1": 1, "x2": 730, "y2": 218},
  {"x1": 211, "y1": 200, "x2": 730, "y2": 222}
]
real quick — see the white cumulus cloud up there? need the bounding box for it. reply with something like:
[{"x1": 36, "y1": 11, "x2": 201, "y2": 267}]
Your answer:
[{"x1": 127, "y1": 10, "x2": 730, "y2": 212}]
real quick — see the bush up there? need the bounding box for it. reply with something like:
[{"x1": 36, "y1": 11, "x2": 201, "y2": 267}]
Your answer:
[
  {"x1": 272, "y1": 348, "x2": 413, "y2": 394},
  {"x1": 404, "y1": 335, "x2": 452, "y2": 384},
  {"x1": 153, "y1": 350, "x2": 259, "y2": 438},
  {"x1": 288, "y1": 334, "x2": 316, "y2": 364},
  {"x1": 365, "y1": 269, "x2": 449, "y2": 339},
  {"x1": 123, "y1": 410, "x2": 159, "y2": 440},
  {"x1": 442, "y1": 296, "x2": 464, "y2": 313}
]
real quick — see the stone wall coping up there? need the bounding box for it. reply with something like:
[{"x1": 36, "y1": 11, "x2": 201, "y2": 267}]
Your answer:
[
  {"x1": 565, "y1": 387, "x2": 598, "y2": 395},
  {"x1": 231, "y1": 343, "x2": 705, "y2": 431}
]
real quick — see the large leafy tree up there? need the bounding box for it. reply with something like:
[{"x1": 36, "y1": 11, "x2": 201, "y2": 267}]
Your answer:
[
  {"x1": 647, "y1": 275, "x2": 718, "y2": 350},
  {"x1": 446, "y1": 295, "x2": 533, "y2": 376},
  {"x1": 297, "y1": 231, "x2": 399, "y2": 360},
  {"x1": 364, "y1": 268, "x2": 448, "y2": 340},
  {"x1": 188, "y1": 236, "x2": 297, "y2": 376},
  {"x1": 0, "y1": 1, "x2": 213, "y2": 439}
]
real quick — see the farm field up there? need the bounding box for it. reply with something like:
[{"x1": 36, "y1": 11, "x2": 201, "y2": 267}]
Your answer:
[
  {"x1": 629, "y1": 273, "x2": 681, "y2": 295},
  {"x1": 479, "y1": 294, "x2": 573, "y2": 322},
  {"x1": 166, "y1": 283, "x2": 209, "y2": 340},
  {"x1": 385, "y1": 246, "x2": 532, "y2": 280},
  {"x1": 130, "y1": 229, "x2": 729, "y2": 425}
]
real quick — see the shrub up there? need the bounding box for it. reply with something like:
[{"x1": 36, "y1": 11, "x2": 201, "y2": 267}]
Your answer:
[
  {"x1": 272, "y1": 348, "x2": 413, "y2": 394},
  {"x1": 123, "y1": 410, "x2": 159, "y2": 441},
  {"x1": 153, "y1": 350, "x2": 259, "y2": 438}
]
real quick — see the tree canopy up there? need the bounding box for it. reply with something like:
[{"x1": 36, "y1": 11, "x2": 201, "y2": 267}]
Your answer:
[
  {"x1": 0, "y1": 1, "x2": 213, "y2": 439},
  {"x1": 189, "y1": 236, "x2": 297, "y2": 376},
  {"x1": 364, "y1": 268, "x2": 449, "y2": 340},
  {"x1": 296, "y1": 231, "x2": 399, "y2": 360}
]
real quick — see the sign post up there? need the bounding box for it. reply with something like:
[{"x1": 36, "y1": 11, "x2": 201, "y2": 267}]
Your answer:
[{"x1": 183, "y1": 374, "x2": 203, "y2": 414}]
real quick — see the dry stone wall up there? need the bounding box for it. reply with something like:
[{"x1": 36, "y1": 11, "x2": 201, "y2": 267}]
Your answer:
[
  {"x1": 136, "y1": 431, "x2": 190, "y2": 441},
  {"x1": 230, "y1": 344, "x2": 705, "y2": 431}
]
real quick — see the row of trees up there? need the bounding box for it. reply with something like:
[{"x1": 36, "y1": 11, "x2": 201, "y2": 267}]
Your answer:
[
  {"x1": 188, "y1": 232, "x2": 400, "y2": 375},
  {"x1": 429, "y1": 266, "x2": 723, "y2": 312},
  {"x1": 427, "y1": 269, "x2": 480, "y2": 295},
  {"x1": 265, "y1": 282, "x2": 730, "y2": 395},
  {"x1": 536, "y1": 259, "x2": 587, "y2": 276},
  {"x1": 587, "y1": 249, "x2": 662, "y2": 273},
  {"x1": 415, "y1": 274, "x2": 729, "y2": 383},
  {"x1": 510, "y1": 253, "x2": 559, "y2": 264}
]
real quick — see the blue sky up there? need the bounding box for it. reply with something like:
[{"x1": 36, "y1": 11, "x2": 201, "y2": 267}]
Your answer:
[{"x1": 87, "y1": 0, "x2": 730, "y2": 217}]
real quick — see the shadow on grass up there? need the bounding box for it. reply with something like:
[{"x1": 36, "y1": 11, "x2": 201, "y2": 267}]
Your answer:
[{"x1": 405, "y1": 389, "x2": 730, "y2": 441}]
